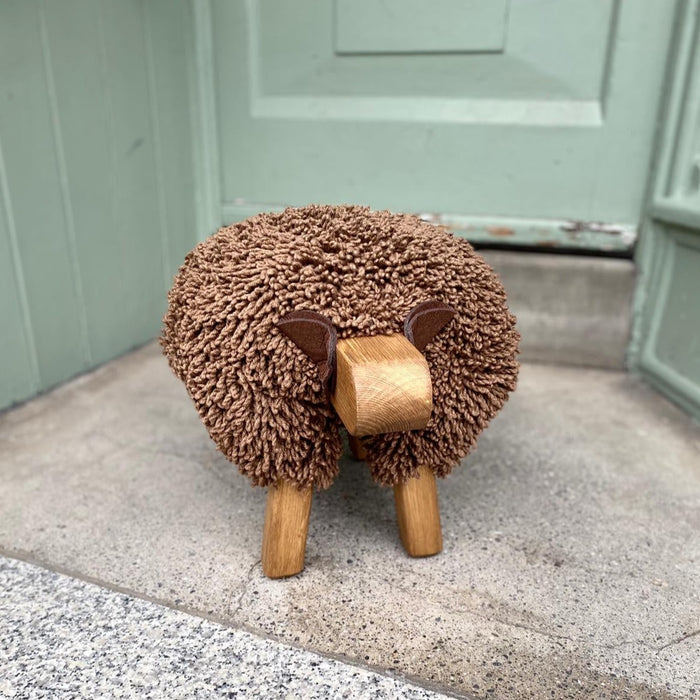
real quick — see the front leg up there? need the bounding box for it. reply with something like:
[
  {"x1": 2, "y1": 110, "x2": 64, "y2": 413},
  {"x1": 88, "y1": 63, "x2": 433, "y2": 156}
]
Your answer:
[
  {"x1": 393, "y1": 465, "x2": 443, "y2": 557},
  {"x1": 261, "y1": 481, "x2": 313, "y2": 578}
]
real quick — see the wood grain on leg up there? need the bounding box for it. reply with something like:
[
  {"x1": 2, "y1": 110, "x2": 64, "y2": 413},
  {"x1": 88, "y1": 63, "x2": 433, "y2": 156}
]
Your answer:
[
  {"x1": 262, "y1": 481, "x2": 313, "y2": 578},
  {"x1": 393, "y1": 465, "x2": 442, "y2": 557}
]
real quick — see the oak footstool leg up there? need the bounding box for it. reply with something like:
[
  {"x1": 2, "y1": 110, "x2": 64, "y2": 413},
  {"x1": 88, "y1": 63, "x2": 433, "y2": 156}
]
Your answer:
[
  {"x1": 393, "y1": 465, "x2": 443, "y2": 557},
  {"x1": 261, "y1": 481, "x2": 313, "y2": 578},
  {"x1": 348, "y1": 435, "x2": 367, "y2": 461}
]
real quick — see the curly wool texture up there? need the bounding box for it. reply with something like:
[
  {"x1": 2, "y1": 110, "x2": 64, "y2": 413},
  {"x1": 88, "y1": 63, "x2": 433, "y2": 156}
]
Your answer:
[{"x1": 161, "y1": 205, "x2": 519, "y2": 489}]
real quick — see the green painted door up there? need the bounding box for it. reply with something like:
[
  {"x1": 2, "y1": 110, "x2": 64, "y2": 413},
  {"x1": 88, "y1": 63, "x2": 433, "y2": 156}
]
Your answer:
[
  {"x1": 631, "y1": 0, "x2": 700, "y2": 420},
  {"x1": 207, "y1": 0, "x2": 676, "y2": 252}
]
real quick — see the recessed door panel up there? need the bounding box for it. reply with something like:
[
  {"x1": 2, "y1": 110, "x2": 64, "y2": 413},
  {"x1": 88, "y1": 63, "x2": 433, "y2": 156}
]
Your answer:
[{"x1": 334, "y1": 0, "x2": 510, "y2": 55}]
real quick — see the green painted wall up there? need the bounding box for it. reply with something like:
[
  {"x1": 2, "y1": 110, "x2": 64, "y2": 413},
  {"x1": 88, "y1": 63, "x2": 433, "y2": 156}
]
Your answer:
[
  {"x1": 630, "y1": 0, "x2": 700, "y2": 420},
  {"x1": 0, "y1": 0, "x2": 196, "y2": 411}
]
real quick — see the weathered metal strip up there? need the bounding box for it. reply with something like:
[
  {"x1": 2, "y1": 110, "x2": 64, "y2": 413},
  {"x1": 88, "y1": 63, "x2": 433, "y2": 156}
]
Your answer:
[{"x1": 220, "y1": 202, "x2": 637, "y2": 253}]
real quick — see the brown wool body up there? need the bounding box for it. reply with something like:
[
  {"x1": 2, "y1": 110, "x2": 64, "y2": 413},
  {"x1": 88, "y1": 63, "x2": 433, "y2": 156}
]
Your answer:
[{"x1": 161, "y1": 205, "x2": 520, "y2": 489}]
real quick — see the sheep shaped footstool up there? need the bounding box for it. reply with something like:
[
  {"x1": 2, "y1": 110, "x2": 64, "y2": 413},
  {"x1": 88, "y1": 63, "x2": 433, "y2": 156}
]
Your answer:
[{"x1": 161, "y1": 205, "x2": 519, "y2": 578}]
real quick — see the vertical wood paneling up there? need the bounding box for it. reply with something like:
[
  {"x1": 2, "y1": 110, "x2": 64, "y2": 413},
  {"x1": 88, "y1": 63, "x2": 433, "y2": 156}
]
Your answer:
[
  {"x1": 41, "y1": 0, "x2": 126, "y2": 366},
  {"x1": 0, "y1": 0, "x2": 195, "y2": 411},
  {"x1": 191, "y1": 0, "x2": 221, "y2": 240},
  {"x1": 0, "y1": 141, "x2": 39, "y2": 404},
  {"x1": 0, "y1": 0, "x2": 85, "y2": 390},
  {"x1": 142, "y1": 0, "x2": 171, "y2": 295},
  {"x1": 37, "y1": 2, "x2": 92, "y2": 369},
  {"x1": 143, "y1": 0, "x2": 197, "y2": 276},
  {"x1": 97, "y1": 0, "x2": 165, "y2": 354}
]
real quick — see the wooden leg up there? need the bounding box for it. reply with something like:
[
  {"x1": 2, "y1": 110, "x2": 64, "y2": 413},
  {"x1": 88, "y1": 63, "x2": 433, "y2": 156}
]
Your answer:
[
  {"x1": 261, "y1": 481, "x2": 313, "y2": 578},
  {"x1": 348, "y1": 435, "x2": 367, "y2": 461},
  {"x1": 393, "y1": 465, "x2": 443, "y2": 557}
]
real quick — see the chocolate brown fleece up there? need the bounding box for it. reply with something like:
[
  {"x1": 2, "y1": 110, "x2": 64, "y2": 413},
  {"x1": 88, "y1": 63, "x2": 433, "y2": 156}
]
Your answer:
[{"x1": 161, "y1": 205, "x2": 519, "y2": 489}]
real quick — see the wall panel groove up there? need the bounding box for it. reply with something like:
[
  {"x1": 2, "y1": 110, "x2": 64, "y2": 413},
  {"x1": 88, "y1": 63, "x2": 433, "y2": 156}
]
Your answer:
[
  {"x1": 37, "y1": 1, "x2": 92, "y2": 368},
  {"x1": 0, "y1": 0, "x2": 85, "y2": 392},
  {"x1": 192, "y1": 0, "x2": 220, "y2": 240},
  {"x1": 0, "y1": 136, "x2": 41, "y2": 393},
  {"x1": 141, "y1": 0, "x2": 171, "y2": 294}
]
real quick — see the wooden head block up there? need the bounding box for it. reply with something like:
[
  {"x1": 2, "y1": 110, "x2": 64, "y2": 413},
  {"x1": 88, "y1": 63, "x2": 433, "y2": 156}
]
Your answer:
[{"x1": 331, "y1": 333, "x2": 432, "y2": 437}]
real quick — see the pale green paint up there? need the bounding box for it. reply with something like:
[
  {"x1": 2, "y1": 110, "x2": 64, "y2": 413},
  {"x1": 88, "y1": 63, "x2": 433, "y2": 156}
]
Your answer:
[
  {"x1": 334, "y1": 0, "x2": 510, "y2": 55},
  {"x1": 0, "y1": 147, "x2": 38, "y2": 404},
  {"x1": 631, "y1": 0, "x2": 700, "y2": 419},
  {"x1": 636, "y1": 224, "x2": 700, "y2": 419},
  {"x1": 0, "y1": 0, "x2": 196, "y2": 411},
  {"x1": 205, "y1": 0, "x2": 674, "y2": 249},
  {"x1": 654, "y1": 234, "x2": 700, "y2": 383},
  {"x1": 1, "y1": 0, "x2": 695, "y2": 415},
  {"x1": 0, "y1": 1, "x2": 86, "y2": 392},
  {"x1": 191, "y1": 0, "x2": 221, "y2": 240}
]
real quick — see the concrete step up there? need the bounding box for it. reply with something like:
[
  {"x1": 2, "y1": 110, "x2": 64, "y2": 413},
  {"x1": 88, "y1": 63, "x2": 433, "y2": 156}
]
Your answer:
[
  {"x1": 0, "y1": 343, "x2": 698, "y2": 699},
  {"x1": 480, "y1": 251, "x2": 635, "y2": 369}
]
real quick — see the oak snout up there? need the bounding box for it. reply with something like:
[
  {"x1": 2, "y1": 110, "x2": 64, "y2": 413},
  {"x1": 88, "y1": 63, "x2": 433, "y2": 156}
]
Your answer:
[
  {"x1": 331, "y1": 334, "x2": 433, "y2": 437},
  {"x1": 275, "y1": 300, "x2": 454, "y2": 438}
]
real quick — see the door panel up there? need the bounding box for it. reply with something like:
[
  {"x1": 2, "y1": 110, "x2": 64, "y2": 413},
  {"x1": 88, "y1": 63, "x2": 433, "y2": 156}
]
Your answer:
[
  {"x1": 653, "y1": 233, "x2": 700, "y2": 383},
  {"x1": 210, "y1": 0, "x2": 676, "y2": 249},
  {"x1": 334, "y1": 0, "x2": 510, "y2": 55},
  {"x1": 632, "y1": 0, "x2": 700, "y2": 419}
]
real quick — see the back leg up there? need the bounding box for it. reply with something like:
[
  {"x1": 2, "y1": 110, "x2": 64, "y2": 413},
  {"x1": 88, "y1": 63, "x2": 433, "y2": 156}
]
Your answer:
[{"x1": 348, "y1": 435, "x2": 367, "y2": 461}]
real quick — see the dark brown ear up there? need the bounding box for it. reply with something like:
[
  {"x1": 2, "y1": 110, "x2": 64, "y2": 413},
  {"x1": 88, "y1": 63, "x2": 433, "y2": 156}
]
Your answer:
[
  {"x1": 276, "y1": 310, "x2": 337, "y2": 392},
  {"x1": 404, "y1": 300, "x2": 456, "y2": 352}
]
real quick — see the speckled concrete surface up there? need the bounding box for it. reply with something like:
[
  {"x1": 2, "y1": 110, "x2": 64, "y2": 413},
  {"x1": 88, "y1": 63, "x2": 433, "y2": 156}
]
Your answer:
[
  {"x1": 1, "y1": 343, "x2": 699, "y2": 699},
  {"x1": 0, "y1": 556, "x2": 449, "y2": 699}
]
